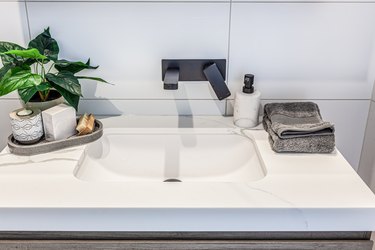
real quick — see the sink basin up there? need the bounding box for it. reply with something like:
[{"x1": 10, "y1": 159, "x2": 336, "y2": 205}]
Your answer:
[{"x1": 74, "y1": 128, "x2": 266, "y2": 182}]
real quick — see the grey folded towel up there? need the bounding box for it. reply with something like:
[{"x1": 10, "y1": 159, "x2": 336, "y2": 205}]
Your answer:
[{"x1": 263, "y1": 102, "x2": 335, "y2": 153}]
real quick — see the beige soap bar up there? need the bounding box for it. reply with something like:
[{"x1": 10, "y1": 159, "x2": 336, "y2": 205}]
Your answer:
[{"x1": 42, "y1": 104, "x2": 77, "y2": 141}]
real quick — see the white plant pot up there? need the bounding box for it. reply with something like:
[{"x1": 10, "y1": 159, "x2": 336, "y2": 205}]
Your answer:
[{"x1": 9, "y1": 108, "x2": 44, "y2": 145}]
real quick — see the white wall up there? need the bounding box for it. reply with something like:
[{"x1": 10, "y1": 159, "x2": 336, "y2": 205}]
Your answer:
[
  {"x1": 1, "y1": 1, "x2": 375, "y2": 170},
  {"x1": 359, "y1": 83, "x2": 375, "y2": 191}
]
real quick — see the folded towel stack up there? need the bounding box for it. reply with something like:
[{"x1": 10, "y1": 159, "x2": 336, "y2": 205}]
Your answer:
[{"x1": 263, "y1": 102, "x2": 335, "y2": 153}]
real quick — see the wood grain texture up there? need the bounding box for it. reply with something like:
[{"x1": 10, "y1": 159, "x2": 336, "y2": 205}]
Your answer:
[{"x1": 0, "y1": 240, "x2": 372, "y2": 250}]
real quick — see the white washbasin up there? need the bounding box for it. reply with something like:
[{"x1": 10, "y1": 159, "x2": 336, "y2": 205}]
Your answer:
[{"x1": 74, "y1": 128, "x2": 266, "y2": 182}]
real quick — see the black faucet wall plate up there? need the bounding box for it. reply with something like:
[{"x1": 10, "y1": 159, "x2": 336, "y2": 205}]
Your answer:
[
  {"x1": 162, "y1": 59, "x2": 231, "y2": 100},
  {"x1": 162, "y1": 59, "x2": 226, "y2": 81}
]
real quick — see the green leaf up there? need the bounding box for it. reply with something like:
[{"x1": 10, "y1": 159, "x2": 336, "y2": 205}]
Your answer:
[
  {"x1": 50, "y1": 82, "x2": 79, "y2": 110},
  {"x1": 18, "y1": 82, "x2": 51, "y2": 103},
  {"x1": 76, "y1": 76, "x2": 109, "y2": 84},
  {"x1": 0, "y1": 65, "x2": 12, "y2": 81},
  {"x1": 0, "y1": 67, "x2": 42, "y2": 96},
  {"x1": 0, "y1": 42, "x2": 26, "y2": 66},
  {"x1": 36, "y1": 81, "x2": 51, "y2": 92},
  {"x1": 24, "y1": 59, "x2": 36, "y2": 66},
  {"x1": 3, "y1": 48, "x2": 47, "y2": 60},
  {"x1": 28, "y1": 27, "x2": 59, "y2": 61},
  {"x1": 45, "y1": 71, "x2": 82, "y2": 96},
  {"x1": 18, "y1": 88, "x2": 37, "y2": 103},
  {"x1": 55, "y1": 59, "x2": 98, "y2": 74},
  {"x1": 0, "y1": 42, "x2": 25, "y2": 53}
]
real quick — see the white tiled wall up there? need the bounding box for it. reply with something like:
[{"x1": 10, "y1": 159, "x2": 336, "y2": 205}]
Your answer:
[
  {"x1": 26, "y1": 2, "x2": 230, "y2": 101},
  {"x1": 228, "y1": 3, "x2": 375, "y2": 100},
  {"x1": 1, "y1": 1, "x2": 375, "y2": 171}
]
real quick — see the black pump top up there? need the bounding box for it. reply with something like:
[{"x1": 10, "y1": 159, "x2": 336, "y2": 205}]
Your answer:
[{"x1": 243, "y1": 74, "x2": 254, "y2": 94}]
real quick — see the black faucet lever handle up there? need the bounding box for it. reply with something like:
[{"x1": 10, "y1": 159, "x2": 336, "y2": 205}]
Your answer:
[{"x1": 203, "y1": 63, "x2": 231, "y2": 100}]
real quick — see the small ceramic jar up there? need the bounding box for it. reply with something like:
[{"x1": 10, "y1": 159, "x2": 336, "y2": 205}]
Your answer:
[{"x1": 9, "y1": 108, "x2": 44, "y2": 145}]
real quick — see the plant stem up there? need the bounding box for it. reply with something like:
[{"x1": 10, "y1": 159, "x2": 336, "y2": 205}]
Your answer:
[
  {"x1": 44, "y1": 90, "x2": 50, "y2": 101},
  {"x1": 37, "y1": 62, "x2": 47, "y2": 82},
  {"x1": 41, "y1": 60, "x2": 45, "y2": 80},
  {"x1": 47, "y1": 63, "x2": 55, "y2": 74},
  {"x1": 38, "y1": 91, "x2": 45, "y2": 102},
  {"x1": 38, "y1": 61, "x2": 43, "y2": 74}
]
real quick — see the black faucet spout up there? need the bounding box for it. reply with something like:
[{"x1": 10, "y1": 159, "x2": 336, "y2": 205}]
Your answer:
[
  {"x1": 203, "y1": 63, "x2": 231, "y2": 100},
  {"x1": 163, "y1": 68, "x2": 179, "y2": 90}
]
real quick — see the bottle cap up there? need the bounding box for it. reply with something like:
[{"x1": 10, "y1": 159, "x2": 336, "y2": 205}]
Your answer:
[{"x1": 243, "y1": 74, "x2": 254, "y2": 94}]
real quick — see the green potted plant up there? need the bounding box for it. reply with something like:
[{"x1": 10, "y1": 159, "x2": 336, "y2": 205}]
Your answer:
[{"x1": 0, "y1": 28, "x2": 107, "y2": 111}]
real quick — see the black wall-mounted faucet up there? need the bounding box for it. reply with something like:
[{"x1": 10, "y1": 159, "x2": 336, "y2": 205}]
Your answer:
[{"x1": 162, "y1": 59, "x2": 231, "y2": 100}]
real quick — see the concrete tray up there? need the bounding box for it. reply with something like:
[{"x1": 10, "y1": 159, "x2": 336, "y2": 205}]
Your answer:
[{"x1": 7, "y1": 120, "x2": 103, "y2": 156}]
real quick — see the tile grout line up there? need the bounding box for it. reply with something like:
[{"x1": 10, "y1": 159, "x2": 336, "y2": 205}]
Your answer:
[
  {"x1": 261, "y1": 98, "x2": 373, "y2": 101},
  {"x1": 225, "y1": 0, "x2": 233, "y2": 116},
  {"x1": 19, "y1": 0, "x2": 375, "y2": 4},
  {"x1": 24, "y1": 1, "x2": 231, "y2": 3},
  {"x1": 231, "y1": 1, "x2": 375, "y2": 2},
  {"x1": 0, "y1": 98, "x2": 372, "y2": 101},
  {"x1": 69, "y1": 98, "x2": 375, "y2": 101},
  {"x1": 24, "y1": 0, "x2": 32, "y2": 41}
]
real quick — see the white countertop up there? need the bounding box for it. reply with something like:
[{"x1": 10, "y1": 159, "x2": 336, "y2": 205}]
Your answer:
[{"x1": 0, "y1": 115, "x2": 375, "y2": 231}]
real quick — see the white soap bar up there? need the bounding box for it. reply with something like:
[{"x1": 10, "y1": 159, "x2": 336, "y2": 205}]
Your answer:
[{"x1": 42, "y1": 104, "x2": 77, "y2": 141}]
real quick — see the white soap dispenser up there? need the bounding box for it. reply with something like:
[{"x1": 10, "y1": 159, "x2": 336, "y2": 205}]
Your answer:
[{"x1": 233, "y1": 74, "x2": 261, "y2": 128}]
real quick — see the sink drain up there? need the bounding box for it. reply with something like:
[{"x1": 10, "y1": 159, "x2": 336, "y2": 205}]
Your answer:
[{"x1": 163, "y1": 178, "x2": 182, "y2": 182}]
